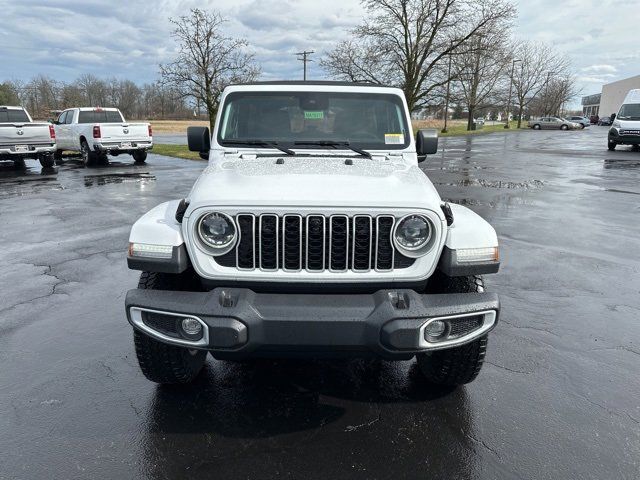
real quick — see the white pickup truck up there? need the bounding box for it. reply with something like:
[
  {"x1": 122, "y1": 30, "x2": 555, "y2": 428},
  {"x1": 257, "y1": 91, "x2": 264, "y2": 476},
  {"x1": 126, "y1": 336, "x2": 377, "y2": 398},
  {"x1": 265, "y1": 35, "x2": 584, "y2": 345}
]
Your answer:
[
  {"x1": 54, "y1": 107, "x2": 152, "y2": 166},
  {"x1": 0, "y1": 106, "x2": 56, "y2": 168}
]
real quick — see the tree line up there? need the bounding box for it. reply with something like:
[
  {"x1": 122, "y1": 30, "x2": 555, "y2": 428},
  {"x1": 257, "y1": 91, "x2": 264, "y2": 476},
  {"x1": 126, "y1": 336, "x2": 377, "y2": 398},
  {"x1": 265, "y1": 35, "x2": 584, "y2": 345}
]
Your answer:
[
  {"x1": 1, "y1": 2, "x2": 578, "y2": 129},
  {"x1": 0, "y1": 75, "x2": 193, "y2": 121}
]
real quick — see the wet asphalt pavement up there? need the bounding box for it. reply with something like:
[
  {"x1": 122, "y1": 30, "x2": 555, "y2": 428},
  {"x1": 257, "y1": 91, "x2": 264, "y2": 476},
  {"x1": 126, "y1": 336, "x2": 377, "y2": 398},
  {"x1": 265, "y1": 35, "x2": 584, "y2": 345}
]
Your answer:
[{"x1": 1, "y1": 126, "x2": 639, "y2": 479}]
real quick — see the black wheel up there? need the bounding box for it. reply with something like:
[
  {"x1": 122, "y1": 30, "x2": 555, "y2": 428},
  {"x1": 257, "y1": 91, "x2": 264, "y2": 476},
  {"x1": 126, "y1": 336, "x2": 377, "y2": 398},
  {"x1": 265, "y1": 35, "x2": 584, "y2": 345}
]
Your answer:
[
  {"x1": 39, "y1": 154, "x2": 55, "y2": 169},
  {"x1": 561, "y1": 124, "x2": 568, "y2": 130},
  {"x1": 417, "y1": 336, "x2": 488, "y2": 386},
  {"x1": 417, "y1": 274, "x2": 489, "y2": 386},
  {"x1": 532, "y1": 124, "x2": 541, "y2": 130},
  {"x1": 80, "y1": 140, "x2": 97, "y2": 166},
  {"x1": 132, "y1": 150, "x2": 148, "y2": 163},
  {"x1": 608, "y1": 141, "x2": 616, "y2": 151},
  {"x1": 54, "y1": 150, "x2": 64, "y2": 165},
  {"x1": 132, "y1": 271, "x2": 206, "y2": 384}
]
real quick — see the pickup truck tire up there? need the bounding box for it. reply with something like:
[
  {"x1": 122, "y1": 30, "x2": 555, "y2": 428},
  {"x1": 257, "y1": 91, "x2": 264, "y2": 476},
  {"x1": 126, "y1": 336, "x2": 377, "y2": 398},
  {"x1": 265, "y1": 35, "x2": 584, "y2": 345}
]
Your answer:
[
  {"x1": 54, "y1": 150, "x2": 64, "y2": 165},
  {"x1": 80, "y1": 140, "x2": 98, "y2": 166},
  {"x1": 132, "y1": 271, "x2": 207, "y2": 384},
  {"x1": 13, "y1": 158, "x2": 26, "y2": 170},
  {"x1": 608, "y1": 141, "x2": 616, "y2": 151},
  {"x1": 132, "y1": 151, "x2": 147, "y2": 163},
  {"x1": 39, "y1": 154, "x2": 55, "y2": 168},
  {"x1": 417, "y1": 274, "x2": 488, "y2": 386}
]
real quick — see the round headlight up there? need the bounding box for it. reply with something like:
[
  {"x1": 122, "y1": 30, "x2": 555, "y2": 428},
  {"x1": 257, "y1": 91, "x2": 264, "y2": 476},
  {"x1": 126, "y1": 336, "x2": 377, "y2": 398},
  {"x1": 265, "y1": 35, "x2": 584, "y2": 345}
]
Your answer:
[
  {"x1": 394, "y1": 214, "x2": 432, "y2": 250},
  {"x1": 198, "y1": 212, "x2": 236, "y2": 249}
]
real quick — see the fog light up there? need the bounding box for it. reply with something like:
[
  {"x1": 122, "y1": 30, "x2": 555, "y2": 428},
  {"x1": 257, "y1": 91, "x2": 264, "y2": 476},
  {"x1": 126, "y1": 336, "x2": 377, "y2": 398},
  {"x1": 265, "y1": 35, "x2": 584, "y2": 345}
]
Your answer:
[
  {"x1": 181, "y1": 318, "x2": 203, "y2": 338},
  {"x1": 424, "y1": 320, "x2": 447, "y2": 341}
]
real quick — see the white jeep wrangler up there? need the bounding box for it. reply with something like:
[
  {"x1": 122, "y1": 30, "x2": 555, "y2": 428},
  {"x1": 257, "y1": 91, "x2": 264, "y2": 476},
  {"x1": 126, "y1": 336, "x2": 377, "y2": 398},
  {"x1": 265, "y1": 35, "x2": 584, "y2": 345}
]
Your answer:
[{"x1": 125, "y1": 81, "x2": 500, "y2": 387}]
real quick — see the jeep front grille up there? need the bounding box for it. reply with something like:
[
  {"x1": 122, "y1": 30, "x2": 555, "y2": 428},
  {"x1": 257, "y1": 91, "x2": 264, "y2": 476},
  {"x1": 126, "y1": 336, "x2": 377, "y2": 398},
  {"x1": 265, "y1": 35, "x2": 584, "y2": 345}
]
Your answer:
[{"x1": 214, "y1": 214, "x2": 415, "y2": 272}]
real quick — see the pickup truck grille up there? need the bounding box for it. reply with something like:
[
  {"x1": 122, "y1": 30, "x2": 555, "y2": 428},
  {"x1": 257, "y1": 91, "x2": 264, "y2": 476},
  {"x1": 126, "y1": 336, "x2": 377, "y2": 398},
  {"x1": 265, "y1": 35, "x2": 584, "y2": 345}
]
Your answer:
[{"x1": 215, "y1": 214, "x2": 414, "y2": 272}]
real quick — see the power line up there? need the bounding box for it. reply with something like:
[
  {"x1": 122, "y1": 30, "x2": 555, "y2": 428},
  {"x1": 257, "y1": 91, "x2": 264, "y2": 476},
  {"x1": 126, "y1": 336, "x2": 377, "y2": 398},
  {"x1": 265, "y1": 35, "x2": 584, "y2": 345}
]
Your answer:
[{"x1": 294, "y1": 50, "x2": 314, "y2": 81}]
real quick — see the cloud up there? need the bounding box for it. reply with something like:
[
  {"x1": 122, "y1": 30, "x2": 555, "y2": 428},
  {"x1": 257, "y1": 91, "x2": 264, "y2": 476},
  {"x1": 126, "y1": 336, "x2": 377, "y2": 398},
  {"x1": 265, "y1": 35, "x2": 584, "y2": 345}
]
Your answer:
[
  {"x1": 581, "y1": 64, "x2": 618, "y2": 74},
  {"x1": 0, "y1": 0, "x2": 638, "y2": 111}
]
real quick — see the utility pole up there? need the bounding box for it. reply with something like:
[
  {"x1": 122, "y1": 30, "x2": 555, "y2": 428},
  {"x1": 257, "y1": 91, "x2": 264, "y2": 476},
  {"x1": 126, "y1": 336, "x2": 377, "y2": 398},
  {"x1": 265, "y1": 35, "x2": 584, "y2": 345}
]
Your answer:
[
  {"x1": 504, "y1": 58, "x2": 521, "y2": 128},
  {"x1": 295, "y1": 50, "x2": 315, "y2": 81},
  {"x1": 442, "y1": 45, "x2": 453, "y2": 134}
]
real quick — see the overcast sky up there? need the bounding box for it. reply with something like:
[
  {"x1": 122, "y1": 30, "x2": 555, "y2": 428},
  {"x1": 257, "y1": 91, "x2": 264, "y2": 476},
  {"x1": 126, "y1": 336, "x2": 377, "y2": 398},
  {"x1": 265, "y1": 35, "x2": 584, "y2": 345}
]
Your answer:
[{"x1": 1, "y1": 0, "x2": 638, "y2": 106}]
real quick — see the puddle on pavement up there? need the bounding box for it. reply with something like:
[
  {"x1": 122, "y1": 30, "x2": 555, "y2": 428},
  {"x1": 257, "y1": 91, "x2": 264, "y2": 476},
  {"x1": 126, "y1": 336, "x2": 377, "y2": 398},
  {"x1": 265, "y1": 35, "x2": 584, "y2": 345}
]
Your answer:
[
  {"x1": 603, "y1": 159, "x2": 640, "y2": 170},
  {"x1": 83, "y1": 172, "x2": 156, "y2": 187},
  {"x1": 434, "y1": 178, "x2": 544, "y2": 189}
]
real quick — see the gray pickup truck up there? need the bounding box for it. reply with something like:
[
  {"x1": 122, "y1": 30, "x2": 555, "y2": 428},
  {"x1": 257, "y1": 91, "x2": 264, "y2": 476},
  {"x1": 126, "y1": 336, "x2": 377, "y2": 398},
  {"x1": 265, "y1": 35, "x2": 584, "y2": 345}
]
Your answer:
[{"x1": 0, "y1": 106, "x2": 57, "y2": 169}]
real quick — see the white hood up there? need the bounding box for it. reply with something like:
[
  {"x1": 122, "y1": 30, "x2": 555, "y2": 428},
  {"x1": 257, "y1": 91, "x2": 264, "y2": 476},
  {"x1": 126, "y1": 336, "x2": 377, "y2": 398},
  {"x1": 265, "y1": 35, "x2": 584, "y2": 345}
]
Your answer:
[{"x1": 185, "y1": 154, "x2": 443, "y2": 212}]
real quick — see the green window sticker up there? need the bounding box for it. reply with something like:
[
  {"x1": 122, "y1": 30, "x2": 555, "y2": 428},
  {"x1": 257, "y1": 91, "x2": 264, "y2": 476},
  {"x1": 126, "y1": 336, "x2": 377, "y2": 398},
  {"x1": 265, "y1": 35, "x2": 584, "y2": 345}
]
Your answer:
[{"x1": 304, "y1": 111, "x2": 324, "y2": 120}]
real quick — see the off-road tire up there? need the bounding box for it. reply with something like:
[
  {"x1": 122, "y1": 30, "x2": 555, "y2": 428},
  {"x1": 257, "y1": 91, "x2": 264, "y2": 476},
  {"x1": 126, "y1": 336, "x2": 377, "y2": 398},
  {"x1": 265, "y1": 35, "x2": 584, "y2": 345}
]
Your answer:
[
  {"x1": 132, "y1": 271, "x2": 207, "y2": 384},
  {"x1": 608, "y1": 141, "x2": 616, "y2": 151},
  {"x1": 132, "y1": 150, "x2": 147, "y2": 163},
  {"x1": 418, "y1": 274, "x2": 489, "y2": 386},
  {"x1": 39, "y1": 154, "x2": 55, "y2": 168},
  {"x1": 417, "y1": 336, "x2": 488, "y2": 386}
]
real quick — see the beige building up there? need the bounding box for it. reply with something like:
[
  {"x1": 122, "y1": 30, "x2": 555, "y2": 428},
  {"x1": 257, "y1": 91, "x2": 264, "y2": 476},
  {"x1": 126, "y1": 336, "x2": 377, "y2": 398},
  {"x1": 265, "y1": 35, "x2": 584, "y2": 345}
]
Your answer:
[{"x1": 599, "y1": 74, "x2": 640, "y2": 117}]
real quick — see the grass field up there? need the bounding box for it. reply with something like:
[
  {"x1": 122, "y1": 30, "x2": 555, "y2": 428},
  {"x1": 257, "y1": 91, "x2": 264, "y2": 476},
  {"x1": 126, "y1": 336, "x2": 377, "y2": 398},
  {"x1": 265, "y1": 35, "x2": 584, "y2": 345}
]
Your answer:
[
  {"x1": 145, "y1": 119, "x2": 209, "y2": 134},
  {"x1": 151, "y1": 143, "x2": 202, "y2": 160}
]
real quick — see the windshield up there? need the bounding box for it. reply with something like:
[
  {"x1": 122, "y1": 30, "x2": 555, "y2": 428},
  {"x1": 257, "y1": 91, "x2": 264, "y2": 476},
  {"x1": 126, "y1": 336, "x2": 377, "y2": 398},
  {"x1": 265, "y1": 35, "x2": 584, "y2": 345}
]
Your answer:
[
  {"x1": 217, "y1": 91, "x2": 410, "y2": 151},
  {"x1": 78, "y1": 110, "x2": 124, "y2": 123},
  {"x1": 0, "y1": 109, "x2": 30, "y2": 123},
  {"x1": 617, "y1": 104, "x2": 640, "y2": 120}
]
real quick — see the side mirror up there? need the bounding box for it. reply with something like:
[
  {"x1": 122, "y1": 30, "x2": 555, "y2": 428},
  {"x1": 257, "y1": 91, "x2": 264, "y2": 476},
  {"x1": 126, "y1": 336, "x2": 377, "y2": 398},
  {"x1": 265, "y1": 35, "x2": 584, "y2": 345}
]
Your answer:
[
  {"x1": 187, "y1": 126, "x2": 211, "y2": 160},
  {"x1": 415, "y1": 129, "x2": 438, "y2": 161}
]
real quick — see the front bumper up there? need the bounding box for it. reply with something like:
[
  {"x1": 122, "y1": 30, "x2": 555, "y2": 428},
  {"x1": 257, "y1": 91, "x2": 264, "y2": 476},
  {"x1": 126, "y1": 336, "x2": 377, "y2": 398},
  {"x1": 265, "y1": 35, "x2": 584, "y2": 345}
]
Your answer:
[
  {"x1": 609, "y1": 129, "x2": 640, "y2": 145},
  {"x1": 125, "y1": 288, "x2": 499, "y2": 359}
]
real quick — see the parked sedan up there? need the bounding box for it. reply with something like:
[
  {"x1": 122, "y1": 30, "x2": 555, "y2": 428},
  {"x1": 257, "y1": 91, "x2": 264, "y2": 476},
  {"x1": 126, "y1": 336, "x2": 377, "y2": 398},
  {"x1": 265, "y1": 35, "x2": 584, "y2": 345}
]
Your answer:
[
  {"x1": 598, "y1": 116, "x2": 612, "y2": 126},
  {"x1": 528, "y1": 117, "x2": 579, "y2": 130},
  {"x1": 566, "y1": 116, "x2": 590, "y2": 128}
]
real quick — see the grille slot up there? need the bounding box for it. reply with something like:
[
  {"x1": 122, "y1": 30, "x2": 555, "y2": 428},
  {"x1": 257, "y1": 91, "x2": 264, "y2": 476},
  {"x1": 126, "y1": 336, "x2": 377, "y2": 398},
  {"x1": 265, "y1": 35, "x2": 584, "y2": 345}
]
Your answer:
[
  {"x1": 259, "y1": 214, "x2": 279, "y2": 270},
  {"x1": 282, "y1": 215, "x2": 302, "y2": 271},
  {"x1": 237, "y1": 214, "x2": 255, "y2": 269},
  {"x1": 213, "y1": 213, "x2": 415, "y2": 272},
  {"x1": 141, "y1": 311, "x2": 180, "y2": 338},
  {"x1": 330, "y1": 215, "x2": 349, "y2": 271},
  {"x1": 375, "y1": 216, "x2": 395, "y2": 271},
  {"x1": 306, "y1": 215, "x2": 325, "y2": 271},
  {"x1": 352, "y1": 216, "x2": 372, "y2": 271}
]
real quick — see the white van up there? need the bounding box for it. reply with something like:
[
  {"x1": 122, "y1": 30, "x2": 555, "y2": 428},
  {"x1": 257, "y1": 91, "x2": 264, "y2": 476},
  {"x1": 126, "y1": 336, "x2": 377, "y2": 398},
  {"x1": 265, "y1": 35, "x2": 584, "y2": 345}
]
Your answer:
[{"x1": 608, "y1": 89, "x2": 640, "y2": 151}]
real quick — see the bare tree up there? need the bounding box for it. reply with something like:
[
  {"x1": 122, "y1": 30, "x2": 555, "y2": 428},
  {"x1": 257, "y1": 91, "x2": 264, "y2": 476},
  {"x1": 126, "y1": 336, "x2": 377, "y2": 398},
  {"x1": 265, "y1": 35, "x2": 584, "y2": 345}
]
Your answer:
[
  {"x1": 321, "y1": 0, "x2": 516, "y2": 112},
  {"x1": 510, "y1": 42, "x2": 570, "y2": 127},
  {"x1": 453, "y1": 32, "x2": 512, "y2": 130},
  {"x1": 0, "y1": 82, "x2": 20, "y2": 105},
  {"x1": 160, "y1": 8, "x2": 260, "y2": 131}
]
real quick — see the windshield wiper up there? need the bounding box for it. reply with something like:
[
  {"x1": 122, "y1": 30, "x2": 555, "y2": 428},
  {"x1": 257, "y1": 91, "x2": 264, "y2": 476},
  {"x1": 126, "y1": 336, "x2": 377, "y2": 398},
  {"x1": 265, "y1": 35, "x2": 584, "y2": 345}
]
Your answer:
[
  {"x1": 222, "y1": 140, "x2": 295, "y2": 156},
  {"x1": 293, "y1": 140, "x2": 372, "y2": 159}
]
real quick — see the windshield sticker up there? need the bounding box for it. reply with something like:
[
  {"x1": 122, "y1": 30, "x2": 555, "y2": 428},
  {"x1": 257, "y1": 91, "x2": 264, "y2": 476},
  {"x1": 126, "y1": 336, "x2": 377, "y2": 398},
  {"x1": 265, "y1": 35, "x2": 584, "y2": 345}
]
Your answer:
[
  {"x1": 384, "y1": 133, "x2": 404, "y2": 144},
  {"x1": 304, "y1": 111, "x2": 324, "y2": 120}
]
